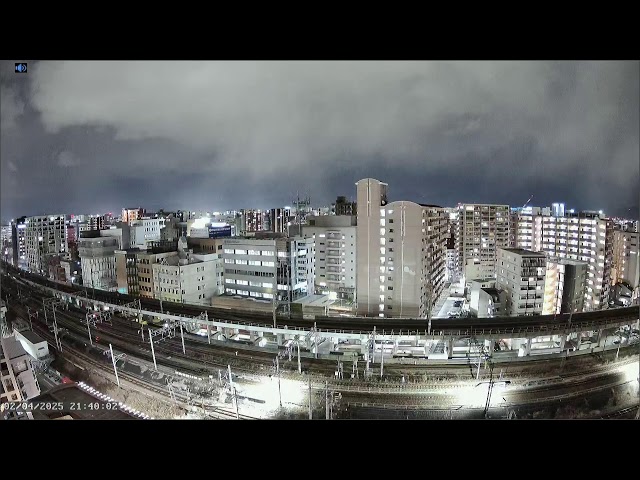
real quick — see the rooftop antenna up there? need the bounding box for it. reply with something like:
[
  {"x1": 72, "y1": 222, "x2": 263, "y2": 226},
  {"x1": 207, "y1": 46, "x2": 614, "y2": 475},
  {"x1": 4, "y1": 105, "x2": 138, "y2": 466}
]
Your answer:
[{"x1": 292, "y1": 192, "x2": 311, "y2": 226}]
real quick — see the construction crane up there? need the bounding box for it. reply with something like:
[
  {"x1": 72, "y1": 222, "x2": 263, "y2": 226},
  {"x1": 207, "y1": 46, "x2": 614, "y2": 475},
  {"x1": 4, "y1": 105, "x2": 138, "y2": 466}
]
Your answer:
[{"x1": 522, "y1": 195, "x2": 534, "y2": 209}]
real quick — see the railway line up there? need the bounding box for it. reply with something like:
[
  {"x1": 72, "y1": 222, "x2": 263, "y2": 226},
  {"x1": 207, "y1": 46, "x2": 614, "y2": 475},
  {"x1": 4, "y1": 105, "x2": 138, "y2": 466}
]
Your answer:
[{"x1": 4, "y1": 263, "x2": 638, "y2": 335}]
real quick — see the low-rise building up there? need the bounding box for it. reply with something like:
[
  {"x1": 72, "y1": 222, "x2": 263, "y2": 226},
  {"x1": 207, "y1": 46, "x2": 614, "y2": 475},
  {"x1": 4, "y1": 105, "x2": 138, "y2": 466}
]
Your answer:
[{"x1": 1, "y1": 335, "x2": 41, "y2": 407}]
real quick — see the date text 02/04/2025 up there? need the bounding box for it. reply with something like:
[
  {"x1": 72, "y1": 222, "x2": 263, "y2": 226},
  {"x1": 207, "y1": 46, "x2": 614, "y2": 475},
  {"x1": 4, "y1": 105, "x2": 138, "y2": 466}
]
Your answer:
[{"x1": 1, "y1": 401, "x2": 120, "y2": 412}]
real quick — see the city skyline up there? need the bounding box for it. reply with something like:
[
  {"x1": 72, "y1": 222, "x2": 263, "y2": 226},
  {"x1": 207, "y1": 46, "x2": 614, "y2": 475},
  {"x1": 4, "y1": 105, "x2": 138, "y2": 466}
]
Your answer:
[{"x1": 1, "y1": 60, "x2": 638, "y2": 221}]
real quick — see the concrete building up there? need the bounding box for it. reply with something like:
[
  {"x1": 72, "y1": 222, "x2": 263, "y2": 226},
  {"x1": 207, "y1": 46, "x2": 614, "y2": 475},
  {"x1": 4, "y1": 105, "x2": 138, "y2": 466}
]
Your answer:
[
  {"x1": 240, "y1": 209, "x2": 266, "y2": 234},
  {"x1": 99, "y1": 223, "x2": 131, "y2": 250},
  {"x1": 86, "y1": 214, "x2": 107, "y2": 231},
  {"x1": 298, "y1": 215, "x2": 357, "y2": 301},
  {"x1": 268, "y1": 207, "x2": 292, "y2": 234},
  {"x1": 0, "y1": 300, "x2": 8, "y2": 338},
  {"x1": 539, "y1": 212, "x2": 614, "y2": 311},
  {"x1": 130, "y1": 218, "x2": 164, "y2": 249},
  {"x1": 24, "y1": 215, "x2": 67, "y2": 275},
  {"x1": 456, "y1": 203, "x2": 510, "y2": 284},
  {"x1": 612, "y1": 230, "x2": 639, "y2": 289},
  {"x1": 153, "y1": 238, "x2": 224, "y2": 305},
  {"x1": 355, "y1": 178, "x2": 447, "y2": 318},
  {"x1": 222, "y1": 235, "x2": 309, "y2": 302},
  {"x1": 11, "y1": 218, "x2": 27, "y2": 268},
  {"x1": 469, "y1": 285, "x2": 504, "y2": 318},
  {"x1": 332, "y1": 196, "x2": 357, "y2": 216},
  {"x1": 496, "y1": 248, "x2": 546, "y2": 316},
  {"x1": 14, "y1": 330, "x2": 49, "y2": 360},
  {"x1": 78, "y1": 234, "x2": 119, "y2": 291},
  {"x1": 542, "y1": 258, "x2": 588, "y2": 314},
  {"x1": 122, "y1": 207, "x2": 145, "y2": 224},
  {"x1": 1, "y1": 335, "x2": 41, "y2": 405},
  {"x1": 510, "y1": 206, "x2": 550, "y2": 251}
]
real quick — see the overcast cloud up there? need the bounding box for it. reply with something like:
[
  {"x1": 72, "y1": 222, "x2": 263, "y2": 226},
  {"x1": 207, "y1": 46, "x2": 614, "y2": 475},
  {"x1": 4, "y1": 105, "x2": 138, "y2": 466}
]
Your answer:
[{"x1": 1, "y1": 60, "x2": 638, "y2": 221}]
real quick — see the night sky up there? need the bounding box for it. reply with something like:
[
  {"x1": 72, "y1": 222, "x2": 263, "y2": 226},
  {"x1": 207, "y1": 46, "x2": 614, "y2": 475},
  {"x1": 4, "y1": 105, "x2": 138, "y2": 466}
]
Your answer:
[{"x1": 1, "y1": 61, "x2": 638, "y2": 222}]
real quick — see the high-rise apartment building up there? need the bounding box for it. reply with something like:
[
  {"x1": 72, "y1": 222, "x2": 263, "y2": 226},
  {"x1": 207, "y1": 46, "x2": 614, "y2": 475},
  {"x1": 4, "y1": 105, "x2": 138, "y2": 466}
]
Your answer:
[
  {"x1": 510, "y1": 206, "x2": 550, "y2": 251},
  {"x1": 24, "y1": 215, "x2": 67, "y2": 275},
  {"x1": 240, "y1": 209, "x2": 266, "y2": 234},
  {"x1": 355, "y1": 178, "x2": 447, "y2": 318},
  {"x1": 538, "y1": 212, "x2": 613, "y2": 311},
  {"x1": 496, "y1": 248, "x2": 546, "y2": 316},
  {"x1": 268, "y1": 208, "x2": 292, "y2": 234},
  {"x1": 456, "y1": 203, "x2": 510, "y2": 283},
  {"x1": 299, "y1": 215, "x2": 357, "y2": 301},
  {"x1": 612, "y1": 230, "x2": 639, "y2": 289},
  {"x1": 542, "y1": 258, "x2": 587, "y2": 314}
]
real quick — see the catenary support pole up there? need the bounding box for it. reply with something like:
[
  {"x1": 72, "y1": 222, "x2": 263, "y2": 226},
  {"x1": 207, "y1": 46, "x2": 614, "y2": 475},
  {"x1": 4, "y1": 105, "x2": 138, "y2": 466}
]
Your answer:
[
  {"x1": 149, "y1": 331, "x2": 157, "y2": 371},
  {"x1": 109, "y1": 343, "x2": 120, "y2": 387},
  {"x1": 308, "y1": 375, "x2": 312, "y2": 420},
  {"x1": 180, "y1": 323, "x2": 185, "y2": 354}
]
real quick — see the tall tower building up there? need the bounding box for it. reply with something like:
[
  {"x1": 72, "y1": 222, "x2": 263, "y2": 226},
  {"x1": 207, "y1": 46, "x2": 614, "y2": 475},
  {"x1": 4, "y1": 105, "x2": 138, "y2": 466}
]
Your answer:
[
  {"x1": 355, "y1": 179, "x2": 447, "y2": 318},
  {"x1": 496, "y1": 248, "x2": 546, "y2": 316},
  {"x1": 612, "y1": 230, "x2": 639, "y2": 289},
  {"x1": 24, "y1": 215, "x2": 67, "y2": 275},
  {"x1": 456, "y1": 204, "x2": 510, "y2": 283}
]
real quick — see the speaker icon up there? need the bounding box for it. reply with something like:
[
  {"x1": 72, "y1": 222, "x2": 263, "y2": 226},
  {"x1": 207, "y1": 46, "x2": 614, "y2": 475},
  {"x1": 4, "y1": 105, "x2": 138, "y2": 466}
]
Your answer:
[{"x1": 15, "y1": 63, "x2": 27, "y2": 73}]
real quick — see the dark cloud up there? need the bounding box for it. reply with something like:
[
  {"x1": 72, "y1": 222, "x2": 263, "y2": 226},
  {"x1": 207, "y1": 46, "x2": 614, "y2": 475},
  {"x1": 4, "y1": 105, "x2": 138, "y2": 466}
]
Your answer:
[{"x1": 1, "y1": 60, "x2": 638, "y2": 222}]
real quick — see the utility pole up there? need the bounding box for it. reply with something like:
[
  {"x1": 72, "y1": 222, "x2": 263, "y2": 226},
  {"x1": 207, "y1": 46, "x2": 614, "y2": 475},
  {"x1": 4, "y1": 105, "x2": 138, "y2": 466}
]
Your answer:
[
  {"x1": 149, "y1": 330, "x2": 157, "y2": 371},
  {"x1": 52, "y1": 304, "x2": 62, "y2": 352},
  {"x1": 160, "y1": 298, "x2": 163, "y2": 315},
  {"x1": 109, "y1": 343, "x2": 120, "y2": 387},
  {"x1": 308, "y1": 375, "x2": 312, "y2": 420},
  {"x1": 380, "y1": 346, "x2": 384, "y2": 378},
  {"x1": 325, "y1": 381, "x2": 330, "y2": 420},
  {"x1": 297, "y1": 341, "x2": 301, "y2": 374},
  {"x1": 87, "y1": 315, "x2": 93, "y2": 346},
  {"x1": 180, "y1": 323, "x2": 185, "y2": 354},
  {"x1": 276, "y1": 356, "x2": 282, "y2": 408}
]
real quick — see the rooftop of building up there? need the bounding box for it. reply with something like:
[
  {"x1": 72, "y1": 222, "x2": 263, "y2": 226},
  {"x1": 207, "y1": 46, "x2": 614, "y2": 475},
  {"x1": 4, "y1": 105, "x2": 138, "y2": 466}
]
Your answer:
[
  {"x1": 499, "y1": 247, "x2": 546, "y2": 257},
  {"x1": 0, "y1": 335, "x2": 28, "y2": 360},
  {"x1": 481, "y1": 287, "x2": 501, "y2": 302},
  {"x1": 18, "y1": 330, "x2": 46, "y2": 345},
  {"x1": 293, "y1": 294, "x2": 336, "y2": 307},
  {"x1": 30, "y1": 383, "x2": 139, "y2": 420},
  {"x1": 548, "y1": 257, "x2": 589, "y2": 266}
]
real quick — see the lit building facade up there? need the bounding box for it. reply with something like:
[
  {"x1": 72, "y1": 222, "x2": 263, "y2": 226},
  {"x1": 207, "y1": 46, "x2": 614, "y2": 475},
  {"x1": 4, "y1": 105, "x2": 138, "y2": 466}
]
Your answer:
[
  {"x1": 456, "y1": 203, "x2": 510, "y2": 283},
  {"x1": 122, "y1": 208, "x2": 145, "y2": 224},
  {"x1": 496, "y1": 248, "x2": 546, "y2": 316},
  {"x1": 24, "y1": 215, "x2": 67, "y2": 275},
  {"x1": 78, "y1": 235, "x2": 119, "y2": 291},
  {"x1": 612, "y1": 230, "x2": 639, "y2": 289},
  {"x1": 222, "y1": 236, "x2": 309, "y2": 302},
  {"x1": 355, "y1": 178, "x2": 447, "y2": 318},
  {"x1": 542, "y1": 258, "x2": 587, "y2": 314},
  {"x1": 299, "y1": 215, "x2": 357, "y2": 301}
]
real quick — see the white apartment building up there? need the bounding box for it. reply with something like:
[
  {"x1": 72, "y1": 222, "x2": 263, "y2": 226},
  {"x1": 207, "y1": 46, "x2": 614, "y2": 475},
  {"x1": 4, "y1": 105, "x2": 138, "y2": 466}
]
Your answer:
[
  {"x1": 152, "y1": 238, "x2": 223, "y2": 305},
  {"x1": 355, "y1": 178, "x2": 447, "y2": 319},
  {"x1": 496, "y1": 248, "x2": 546, "y2": 316},
  {"x1": 78, "y1": 236, "x2": 119, "y2": 291},
  {"x1": 510, "y1": 206, "x2": 551, "y2": 251},
  {"x1": 542, "y1": 258, "x2": 587, "y2": 314},
  {"x1": 538, "y1": 212, "x2": 613, "y2": 311},
  {"x1": 456, "y1": 204, "x2": 510, "y2": 284},
  {"x1": 222, "y1": 236, "x2": 309, "y2": 302},
  {"x1": 299, "y1": 215, "x2": 357, "y2": 301},
  {"x1": 24, "y1": 215, "x2": 67, "y2": 274},
  {"x1": 130, "y1": 218, "x2": 164, "y2": 249},
  {"x1": 1, "y1": 335, "x2": 41, "y2": 407},
  {"x1": 612, "y1": 230, "x2": 639, "y2": 289}
]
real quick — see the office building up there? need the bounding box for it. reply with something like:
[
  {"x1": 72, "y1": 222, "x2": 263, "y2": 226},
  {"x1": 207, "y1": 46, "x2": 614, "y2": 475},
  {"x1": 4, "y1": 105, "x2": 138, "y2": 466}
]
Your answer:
[
  {"x1": 469, "y1": 283, "x2": 504, "y2": 318},
  {"x1": 355, "y1": 178, "x2": 447, "y2": 318},
  {"x1": 612, "y1": 230, "x2": 639, "y2": 289},
  {"x1": 1, "y1": 335, "x2": 41, "y2": 404},
  {"x1": 24, "y1": 215, "x2": 67, "y2": 275},
  {"x1": 115, "y1": 248, "x2": 179, "y2": 297},
  {"x1": 456, "y1": 203, "x2": 510, "y2": 284},
  {"x1": 152, "y1": 238, "x2": 224, "y2": 305},
  {"x1": 496, "y1": 248, "x2": 546, "y2": 316},
  {"x1": 542, "y1": 258, "x2": 587, "y2": 314},
  {"x1": 78, "y1": 233, "x2": 119, "y2": 291},
  {"x1": 299, "y1": 215, "x2": 357, "y2": 301},
  {"x1": 268, "y1": 208, "x2": 292, "y2": 234},
  {"x1": 222, "y1": 235, "x2": 309, "y2": 302},
  {"x1": 240, "y1": 209, "x2": 266, "y2": 234},
  {"x1": 129, "y1": 218, "x2": 164, "y2": 249}
]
